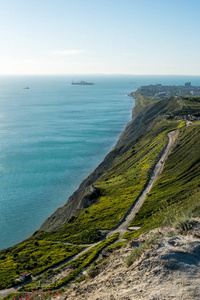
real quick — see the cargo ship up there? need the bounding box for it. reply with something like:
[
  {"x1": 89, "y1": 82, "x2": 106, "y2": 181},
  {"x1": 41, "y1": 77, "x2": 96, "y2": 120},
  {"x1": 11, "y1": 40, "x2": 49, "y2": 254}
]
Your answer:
[{"x1": 71, "y1": 80, "x2": 94, "y2": 85}]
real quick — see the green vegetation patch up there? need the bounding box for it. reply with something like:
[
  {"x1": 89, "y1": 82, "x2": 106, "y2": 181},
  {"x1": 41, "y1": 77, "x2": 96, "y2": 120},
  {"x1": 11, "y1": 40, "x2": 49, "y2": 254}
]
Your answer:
[
  {"x1": 132, "y1": 94, "x2": 158, "y2": 115},
  {"x1": 18, "y1": 234, "x2": 119, "y2": 291},
  {"x1": 0, "y1": 240, "x2": 84, "y2": 289},
  {"x1": 124, "y1": 232, "x2": 161, "y2": 267},
  {"x1": 2, "y1": 93, "x2": 200, "y2": 293},
  {"x1": 174, "y1": 96, "x2": 200, "y2": 116},
  {"x1": 123, "y1": 122, "x2": 200, "y2": 239},
  {"x1": 41, "y1": 233, "x2": 118, "y2": 290},
  {"x1": 42, "y1": 118, "x2": 181, "y2": 246}
]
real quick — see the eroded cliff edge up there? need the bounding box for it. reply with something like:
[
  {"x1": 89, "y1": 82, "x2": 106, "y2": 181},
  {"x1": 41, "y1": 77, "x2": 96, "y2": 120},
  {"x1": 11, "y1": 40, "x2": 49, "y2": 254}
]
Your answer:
[{"x1": 40, "y1": 94, "x2": 170, "y2": 232}]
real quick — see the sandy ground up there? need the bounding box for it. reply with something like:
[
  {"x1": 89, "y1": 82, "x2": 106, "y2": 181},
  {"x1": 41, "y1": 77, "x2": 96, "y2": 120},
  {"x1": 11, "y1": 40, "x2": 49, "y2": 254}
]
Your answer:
[
  {"x1": 0, "y1": 288, "x2": 17, "y2": 300},
  {"x1": 57, "y1": 223, "x2": 200, "y2": 300},
  {"x1": 0, "y1": 130, "x2": 180, "y2": 300}
]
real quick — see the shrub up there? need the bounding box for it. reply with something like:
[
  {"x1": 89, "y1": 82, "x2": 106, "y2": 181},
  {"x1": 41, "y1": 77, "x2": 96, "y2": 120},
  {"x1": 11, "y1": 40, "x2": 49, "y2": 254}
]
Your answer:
[
  {"x1": 172, "y1": 214, "x2": 195, "y2": 234},
  {"x1": 86, "y1": 263, "x2": 98, "y2": 278},
  {"x1": 124, "y1": 246, "x2": 143, "y2": 267},
  {"x1": 124, "y1": 233, "x2": 161, "y2": 267}
]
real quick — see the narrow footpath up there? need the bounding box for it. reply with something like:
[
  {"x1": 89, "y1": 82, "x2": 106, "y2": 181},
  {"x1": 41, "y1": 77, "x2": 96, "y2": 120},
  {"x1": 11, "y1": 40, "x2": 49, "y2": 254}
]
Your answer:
[
  {"x1": 0, "y1": 130, "x2": 178, "y2": 299},
  {"x1": 107, "y1": 130, "x2": 179, "y2": 238}
]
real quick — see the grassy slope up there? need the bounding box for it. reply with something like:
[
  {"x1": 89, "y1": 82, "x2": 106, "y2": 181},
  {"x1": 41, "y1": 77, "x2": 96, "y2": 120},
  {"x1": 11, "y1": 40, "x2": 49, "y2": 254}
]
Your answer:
[
  {"x1": 123, "y1": 127, "x2": 200, "y2": 238},
  {"x1": 1, "y1": 95, "x2": 200, "y2": 291},
  {"x1": 40, "y1": 97, "x2": 183, "y2": 243},
  {"x1": 41, "y1": 121, "x2": 180, "y2": 243},
  {"x1": 0, "y1": 240, "x2": 84, "y2": 289},
  {"x1": 18, "y1": 233, "x2": 119, "y2": 292}
]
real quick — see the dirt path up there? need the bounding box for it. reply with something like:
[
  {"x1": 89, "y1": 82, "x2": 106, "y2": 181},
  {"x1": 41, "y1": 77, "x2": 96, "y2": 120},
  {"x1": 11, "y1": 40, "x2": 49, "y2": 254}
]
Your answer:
[
  {"x1": 52, "y1": 129, "x2": 178, "y2": 275},
  {"x1": 0, "y1": 288, "x2": 18, "y2": 300},
  {"x1": 0, "y1": 131, "x2": 178, "y2": 299},
  {"x1": 52, "y1": 241, "x2": 101, "y2": 270},
  {"x1": 107, "y1": 130, "x2": 179, "y2": 238},
  {"x1": 63, "y1": 224, "x2": 200, "y2": 300},
  {"x1": 0, "y1": 242, "x2": 102, "y2": 300}
]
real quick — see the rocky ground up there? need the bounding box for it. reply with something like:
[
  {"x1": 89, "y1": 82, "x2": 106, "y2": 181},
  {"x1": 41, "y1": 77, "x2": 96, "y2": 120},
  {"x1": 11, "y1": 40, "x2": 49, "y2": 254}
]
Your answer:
[{"x1": 55, "y1": 221, "x2": 200, "y2": 300}]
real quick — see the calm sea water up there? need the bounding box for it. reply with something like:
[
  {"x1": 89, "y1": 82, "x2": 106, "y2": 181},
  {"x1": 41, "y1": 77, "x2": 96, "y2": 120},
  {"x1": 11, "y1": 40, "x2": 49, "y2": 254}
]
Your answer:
[{"x1": 0, "y1": 75, "x2": 200, "y2": 250}]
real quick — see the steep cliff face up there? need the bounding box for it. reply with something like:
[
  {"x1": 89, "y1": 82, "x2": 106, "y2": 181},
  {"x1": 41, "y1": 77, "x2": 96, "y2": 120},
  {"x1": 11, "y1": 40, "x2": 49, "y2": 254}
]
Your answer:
[
  {"x1": 40, "y1": 97, "x2": 174, "y2": 232},
  {"x1": 2, "y1": 92, "x2": 200, "y2": 294}
]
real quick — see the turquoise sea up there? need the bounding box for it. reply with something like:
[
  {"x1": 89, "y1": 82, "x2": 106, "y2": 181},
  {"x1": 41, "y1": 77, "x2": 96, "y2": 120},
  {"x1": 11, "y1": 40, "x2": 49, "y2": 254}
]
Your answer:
[{"x1": 0, "y1": 75, "x2": 200, "y2": 250}]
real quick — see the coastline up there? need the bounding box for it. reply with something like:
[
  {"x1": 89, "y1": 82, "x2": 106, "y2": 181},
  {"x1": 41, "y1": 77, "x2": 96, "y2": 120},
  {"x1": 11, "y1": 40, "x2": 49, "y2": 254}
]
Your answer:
[
  {"x1": 39, "y1": 86, "x2": 175, "y2": 233},
  {"x1": 40, "y1": 94, "x2": 136, "y2": 232},
  {"x1": 40, "y1": 91, "x2": 159, "y2": 232},
  {"x1": 2, "y1": 85, "x2": 200, "y2": 293},
  {"x1": 2, "y1": 76, "x2": 199, "y2": 251},
  {"x1": 0, "y1": 76, "x2": 135, "y2": 251}
]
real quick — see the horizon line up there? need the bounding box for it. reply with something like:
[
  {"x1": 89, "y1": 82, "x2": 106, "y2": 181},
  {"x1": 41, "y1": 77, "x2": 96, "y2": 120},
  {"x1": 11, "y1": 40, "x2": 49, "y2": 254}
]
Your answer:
[{"x1": 0, "y1": 73, "x2": 200, "y2": 76}]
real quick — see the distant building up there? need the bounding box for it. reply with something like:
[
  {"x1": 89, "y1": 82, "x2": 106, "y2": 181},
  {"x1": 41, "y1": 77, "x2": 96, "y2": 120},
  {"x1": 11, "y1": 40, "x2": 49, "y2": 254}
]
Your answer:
[
  {"x1": 19, "y1": 271, "x2": 31, "y2": 282},
  {"x1": 137, "y1": 83, "x2": 200, "y2": 99}
]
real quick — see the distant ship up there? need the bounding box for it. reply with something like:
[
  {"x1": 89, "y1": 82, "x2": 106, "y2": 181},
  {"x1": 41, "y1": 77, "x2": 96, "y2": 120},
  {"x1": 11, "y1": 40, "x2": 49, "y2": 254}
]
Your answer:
[
  {"x1": 71, "y1": 80, "x2": 94, "y2": 85},
  {"x1": 23, "y1": 87, "x2": 30, "y2": 89}
]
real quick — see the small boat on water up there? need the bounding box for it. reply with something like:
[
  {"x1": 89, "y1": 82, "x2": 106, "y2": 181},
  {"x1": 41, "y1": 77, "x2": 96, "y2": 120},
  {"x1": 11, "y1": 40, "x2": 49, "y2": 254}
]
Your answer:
[
  {"x1": 71, "y1": 80, "x2": 94, "y2": 85},
  {"x1": 23, "y1": 87, "x2": 30, "y2": 89}
]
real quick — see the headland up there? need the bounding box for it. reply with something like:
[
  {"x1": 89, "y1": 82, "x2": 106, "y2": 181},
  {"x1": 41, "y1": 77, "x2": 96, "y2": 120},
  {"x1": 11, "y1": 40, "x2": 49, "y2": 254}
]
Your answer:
[{"x1": 1, "y1": 82, "x2": 200, "y2": 299}]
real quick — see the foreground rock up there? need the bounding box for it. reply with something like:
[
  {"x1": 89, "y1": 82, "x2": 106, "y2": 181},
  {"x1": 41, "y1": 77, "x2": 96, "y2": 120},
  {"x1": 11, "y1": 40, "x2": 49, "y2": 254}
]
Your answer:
[{"x1": 55, "y1": 224, "x2": 200, "y2": 300}]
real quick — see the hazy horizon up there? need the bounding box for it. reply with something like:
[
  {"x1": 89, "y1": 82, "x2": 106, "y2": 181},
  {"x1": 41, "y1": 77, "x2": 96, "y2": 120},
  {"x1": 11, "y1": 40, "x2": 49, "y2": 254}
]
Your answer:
[
  {"x1": 0, "y1": 0, "x2": 200, "y2": 76},
  {"x1": 1, "y1": 74, "x2": 200, "y2": 77}
]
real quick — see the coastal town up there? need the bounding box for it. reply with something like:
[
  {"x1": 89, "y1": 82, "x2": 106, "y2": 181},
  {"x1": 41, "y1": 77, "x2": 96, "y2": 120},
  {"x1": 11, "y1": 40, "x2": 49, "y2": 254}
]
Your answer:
[
  {"x1": 134, "y1": 82, "x2": 200, "y2": 99},
  {"x1": 130, "y1": 82, "x2": 200, "y2": 122}
]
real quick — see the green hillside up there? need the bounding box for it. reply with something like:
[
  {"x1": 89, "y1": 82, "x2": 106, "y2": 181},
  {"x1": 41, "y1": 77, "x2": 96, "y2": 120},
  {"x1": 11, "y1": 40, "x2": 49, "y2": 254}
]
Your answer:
[
  {"x1": 1, "y1": 92, "x2": 200, "y2": 293},
  {"x1": 124, "y1": 119, "x2": 200, "y2": 239}
]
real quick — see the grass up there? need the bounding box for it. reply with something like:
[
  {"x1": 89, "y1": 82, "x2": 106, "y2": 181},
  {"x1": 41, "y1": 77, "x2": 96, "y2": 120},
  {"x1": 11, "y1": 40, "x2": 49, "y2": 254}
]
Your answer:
[
  {"x1": 171, "y1": 213, "x2": 196, "y2": 234},
  {"x1": 123, "y1": 121, "x2": 200, "y2": 240},
  {"x1": 43, "y1": 233, "x2": 119, "y2": 290},
  {"x1": 86, "y1": 263, "x2": 98, "y2": 278},
  {"x1": 107, "y1": 240, "x2": 127, "y2": 251},
  {"x1": 124, "y1": 232, "x2": 161, "y2": 267},
  {"x1": 40, "y1": 119, "x2": 179, "y2": 246},
  {"x1": 132, "y1": 94, "x2": 156, "y2": 115},
  {"x1": 1, "y1": 93, "x2": 200, "y2": 292},
  {"x1": 174, "y1": 96, "x2": 200, "y2": 116},
  {"x1": 0, "y1": 240, "x2": 84, "y2": 289},
  {"x1": 18, "y1": 233, "x2": 119, "y2": 291}
]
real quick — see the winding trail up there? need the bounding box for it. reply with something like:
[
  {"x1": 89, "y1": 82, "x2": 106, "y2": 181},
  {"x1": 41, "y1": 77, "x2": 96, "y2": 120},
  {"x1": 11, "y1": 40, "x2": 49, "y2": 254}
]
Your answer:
[
  {"x1": 0, "y1": 130, "x2": 178, "y2": 299},
  {"x1": 106, "y1": 130, "x2": 179, "y2": 238}
]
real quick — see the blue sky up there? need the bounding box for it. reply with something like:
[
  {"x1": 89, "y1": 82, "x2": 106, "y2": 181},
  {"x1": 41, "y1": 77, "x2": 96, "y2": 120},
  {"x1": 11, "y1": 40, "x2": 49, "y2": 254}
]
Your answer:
[{"x1": 0, "y1": 0, "x2": 200, "y2": 75}]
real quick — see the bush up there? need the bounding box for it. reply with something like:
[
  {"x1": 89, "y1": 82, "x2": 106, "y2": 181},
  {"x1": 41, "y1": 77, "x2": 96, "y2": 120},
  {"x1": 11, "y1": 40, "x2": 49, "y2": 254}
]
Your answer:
[
  {"x1": 172, "y1": 214, "x2": 195, "y2": 234},
  {"x1": 86, "y1": 263, "x2": 98, "y2": 278},
  {"x1": 124, "y1": 233, "x2": 161, "y2": 267}
]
